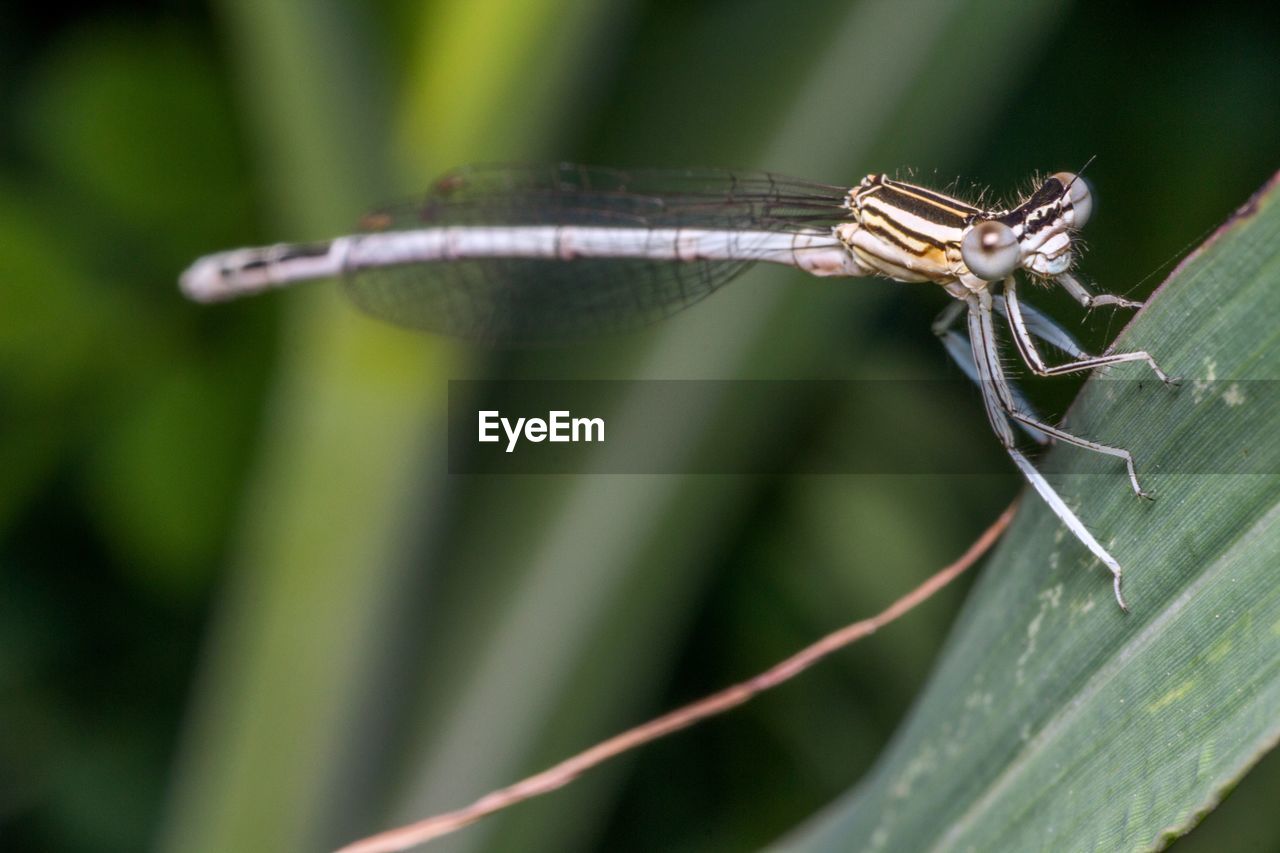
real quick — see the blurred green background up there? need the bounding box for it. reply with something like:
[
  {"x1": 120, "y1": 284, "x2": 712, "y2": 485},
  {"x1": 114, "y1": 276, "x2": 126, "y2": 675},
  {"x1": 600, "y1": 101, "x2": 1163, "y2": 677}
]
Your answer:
[{"x1": 2, "y1": 1, "x2": 1279, "y2": 851}]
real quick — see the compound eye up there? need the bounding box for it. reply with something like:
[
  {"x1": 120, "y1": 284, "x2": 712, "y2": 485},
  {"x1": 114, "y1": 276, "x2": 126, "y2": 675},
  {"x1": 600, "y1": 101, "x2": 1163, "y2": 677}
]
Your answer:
[
  {"x1": 961, "y1": 220, "x2": 1020, "y2": 281},
  {"x1": 1051, "y1": 171, "x2": 1093, "y2": 228}
]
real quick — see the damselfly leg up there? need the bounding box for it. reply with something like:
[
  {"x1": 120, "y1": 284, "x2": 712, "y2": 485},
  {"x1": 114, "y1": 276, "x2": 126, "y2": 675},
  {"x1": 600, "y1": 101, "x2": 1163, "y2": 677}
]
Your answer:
[
  {"x1": 1055, "y1": 270, "x2": 1144, "y2": 309},
  {"x1": 933, "y1": 300, "x2": 1050, "y2": 445},
  {"x1": 964, "y1": 289, "x2": 1132, "y2": 610},
  {"x1": 1005, "y1": 277, "x2": 1175, "y2": 384}
]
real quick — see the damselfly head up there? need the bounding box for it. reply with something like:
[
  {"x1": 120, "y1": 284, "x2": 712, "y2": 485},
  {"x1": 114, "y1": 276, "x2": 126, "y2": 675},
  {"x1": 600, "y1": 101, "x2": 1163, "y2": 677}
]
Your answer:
[{"x1": 954, "y1": 171, "x2": 1095, "y2": 282}]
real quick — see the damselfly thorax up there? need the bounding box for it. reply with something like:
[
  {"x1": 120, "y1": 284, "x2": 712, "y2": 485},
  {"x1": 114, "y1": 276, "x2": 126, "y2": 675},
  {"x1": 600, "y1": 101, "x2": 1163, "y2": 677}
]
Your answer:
[{"x1": 180, "y1": 165, "x2": 1175, "y2": 610}]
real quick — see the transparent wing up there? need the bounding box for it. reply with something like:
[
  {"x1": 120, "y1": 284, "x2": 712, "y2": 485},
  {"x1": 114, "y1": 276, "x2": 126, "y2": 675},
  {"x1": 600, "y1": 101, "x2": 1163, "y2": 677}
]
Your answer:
[{"x1": 343, "y1": 164, "x2": 851, "y2": 345}]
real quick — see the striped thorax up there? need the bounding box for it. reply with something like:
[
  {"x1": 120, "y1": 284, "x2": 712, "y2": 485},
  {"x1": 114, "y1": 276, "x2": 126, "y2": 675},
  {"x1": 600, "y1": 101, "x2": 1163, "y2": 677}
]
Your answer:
[{"x1": 836, "y1": 172, "x2": 1093, "y2": 293}]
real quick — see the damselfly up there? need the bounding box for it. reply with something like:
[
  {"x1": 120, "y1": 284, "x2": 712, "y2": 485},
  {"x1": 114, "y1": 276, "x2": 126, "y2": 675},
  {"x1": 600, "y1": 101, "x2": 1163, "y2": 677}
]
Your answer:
[{"x1": 181, "y1": 164, "x2": 1175, "y2": 610}]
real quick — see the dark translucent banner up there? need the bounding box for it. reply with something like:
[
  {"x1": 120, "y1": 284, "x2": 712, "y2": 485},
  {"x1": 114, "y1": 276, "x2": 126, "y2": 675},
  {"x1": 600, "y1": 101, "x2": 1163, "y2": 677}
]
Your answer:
[{"x1": 446, "y1": 379, "x2": 1279, "y2": 475}]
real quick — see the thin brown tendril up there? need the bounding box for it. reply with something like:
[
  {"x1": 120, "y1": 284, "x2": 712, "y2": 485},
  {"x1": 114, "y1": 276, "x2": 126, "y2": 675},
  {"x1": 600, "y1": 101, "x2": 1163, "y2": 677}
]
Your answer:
[{"x1": 337, "y1": 501, "x2": 1018, "y2": 853}]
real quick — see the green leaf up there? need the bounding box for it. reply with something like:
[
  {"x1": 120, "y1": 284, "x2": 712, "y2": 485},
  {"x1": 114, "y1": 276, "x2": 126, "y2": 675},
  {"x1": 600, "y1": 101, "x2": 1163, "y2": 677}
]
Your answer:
[{"x1": 781, "y1": 172, "x2": 1280, "y2": 851}]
